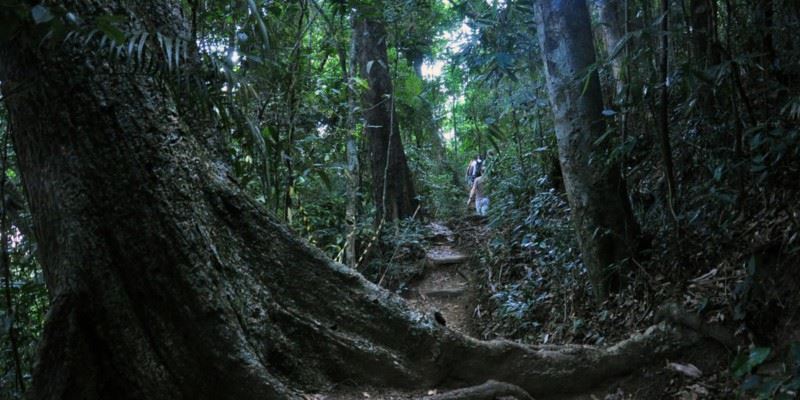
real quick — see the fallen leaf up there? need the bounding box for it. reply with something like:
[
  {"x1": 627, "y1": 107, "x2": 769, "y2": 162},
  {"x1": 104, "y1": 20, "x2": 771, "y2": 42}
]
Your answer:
[{"x1": 668, "y1": 362, "x2": 703, "y2": 378}]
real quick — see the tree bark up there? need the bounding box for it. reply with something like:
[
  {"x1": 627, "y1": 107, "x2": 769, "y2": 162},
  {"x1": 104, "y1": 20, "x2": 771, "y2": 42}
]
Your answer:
[
  {"x1": 283, "y1": 1, "x2": 309, "y2": 224},
  {"x1": 352, "y1": 3, "x2": 418, "y2": 222},
  {"x1": 534, "y1": 0, "x2": 639, "y2": 299},
  {"x1": 1, "y1": 1, "x2": 692, "y2": 399},
  {"x1": 594, "y1": 0, "x2": 625, "y2": 94},
  {"x1": 659, "y1": 0, "x2": 678, "y2": 221},
  {"x1": 346, "y1": 21, "x2": 360, "y2": 267}
]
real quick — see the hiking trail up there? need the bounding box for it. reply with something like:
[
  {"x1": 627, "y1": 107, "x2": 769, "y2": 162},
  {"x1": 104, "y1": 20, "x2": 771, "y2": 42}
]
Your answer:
[{"x1": 404, "y1": 221, "x2": 476, "y2": 336}]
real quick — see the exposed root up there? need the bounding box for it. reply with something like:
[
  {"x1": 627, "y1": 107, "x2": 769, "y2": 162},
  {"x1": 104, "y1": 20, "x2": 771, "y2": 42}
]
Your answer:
[
  {"x1": 657, "y1": 303, "x2": 739, "y2": 348},
  {"x1": 438, "y1": 322, "x2": 700, "y2": 396},
  {"x1": 425, "y1": 380, "x2": 534, "y2": 400}
]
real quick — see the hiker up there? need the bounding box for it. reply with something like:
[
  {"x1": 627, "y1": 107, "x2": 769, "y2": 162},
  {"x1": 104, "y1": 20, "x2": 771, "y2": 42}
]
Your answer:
[
  {"x1": 465, "y1": 154, "x2": 484, "y2": 188},
  {"x1": 467, "y1": 175, "x2": 489, "y2": 216}
]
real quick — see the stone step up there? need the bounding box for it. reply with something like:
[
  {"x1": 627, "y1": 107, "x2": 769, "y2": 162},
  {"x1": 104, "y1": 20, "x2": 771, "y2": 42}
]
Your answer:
[
  {"x1": 426, "y1": 247, "x2": 468, "y2": 266},
  {"x1": 420, "y1": 287, "x2": 466, "y2": 299},
  {"x1": 426, "y1": 222, "x2": 454, "y2": 239}
]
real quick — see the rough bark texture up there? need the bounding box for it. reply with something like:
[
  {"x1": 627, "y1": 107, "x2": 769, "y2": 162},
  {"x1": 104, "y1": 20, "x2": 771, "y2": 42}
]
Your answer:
[
  {"x1": 352, "y1": 3, "x2": 418, "y2": 222},
  {"x1": 594, "y1": 0, "x2": 625, "y2": 92},
  {"x1": 534, "y1": 0, "x2": 639, "y2": 299},
  {"x1": 1, "y1": 1, "x2": 691, "y2": 399}
]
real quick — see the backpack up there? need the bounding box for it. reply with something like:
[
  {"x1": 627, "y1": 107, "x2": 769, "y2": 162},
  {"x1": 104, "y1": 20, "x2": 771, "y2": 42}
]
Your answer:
[{"x1": 473, "y1": 159, "x2": 483, "y2": 177}]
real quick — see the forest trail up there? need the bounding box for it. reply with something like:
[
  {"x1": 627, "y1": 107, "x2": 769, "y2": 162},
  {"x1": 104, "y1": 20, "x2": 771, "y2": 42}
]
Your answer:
[
  {"x1": 404, "y1": 221, "x2": 475, "y2": 335},
  {"x1": 319, "y1": 219, "x2": 711, "y2": 400}
]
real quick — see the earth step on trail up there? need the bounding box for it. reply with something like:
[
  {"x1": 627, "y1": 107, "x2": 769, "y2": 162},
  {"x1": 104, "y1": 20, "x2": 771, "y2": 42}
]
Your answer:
[{"x1": 405, "y1": 222, "x2": 476, "y2": 335}]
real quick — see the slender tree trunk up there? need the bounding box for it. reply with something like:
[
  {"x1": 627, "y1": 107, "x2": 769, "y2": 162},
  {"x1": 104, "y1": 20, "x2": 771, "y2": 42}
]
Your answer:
[
  {"x1": 595, "y1": 0, "x2": 630, "y2": 178},
  {"x1": 352, "y1": 3, "x2": 418, "y2": 222},
  {"x1": 621, "y1": 0, "x2": 632, "y2": 178},
  {"x1": 594, "y1": 0, "x2": 625, "y2": 95},
  {"x1": 283, "y1": 1, "x2": 309, "y2": 224},
  {"x1": 508, "y1": 86, "x2": 530, "y2": 178},
  {"x1": 689, "y1": 0, "x2": 720, "y2": 116},
  {"x1": 409, "y1": 53, "x2": 446, "y2": 162},
  {"x1": 689, "y1": 0, "x2": 720, "y2": 67},
  {"x1": 0, "y1": 1, "x2": 695, "y2": 398},
  {"x1": 345, "y1": 22, "x2": 360, "y2": 267},
  {"x1": 307, "y1": 0, "x2": 360, "y2": 266},
  {"x1": 659, "y1": 0, "x2": 678, "y2": 222},
  {"x1": 534, "y1": 0, "x2": 639, "y2": 299},
  {"x1": 759, "y1": 0, "x2": 776, "y2": 70}
]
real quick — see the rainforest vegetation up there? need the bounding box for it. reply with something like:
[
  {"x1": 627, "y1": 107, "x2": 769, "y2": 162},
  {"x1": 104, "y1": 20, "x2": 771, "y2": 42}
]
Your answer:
[{"x1": 1, "y1": 0, "x2": 799, "y2": 398}]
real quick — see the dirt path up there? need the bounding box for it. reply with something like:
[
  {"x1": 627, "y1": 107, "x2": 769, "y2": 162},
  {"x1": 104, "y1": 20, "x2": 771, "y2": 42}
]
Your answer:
[
  {"x1": 315, "y1": 221, "x2": 482, "y2": 400},
  {"x1": 313, "y1": 219, "x2": 725, "y2": 399},
  {"x1": 404, "y1": 222, "x2": 475, "y2": 336}
]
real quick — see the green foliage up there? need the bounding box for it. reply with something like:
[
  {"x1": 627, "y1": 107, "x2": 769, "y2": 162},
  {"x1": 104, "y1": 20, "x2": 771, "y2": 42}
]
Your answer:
[
  {"x1": 0, "y1": 118, "x2": 46, "y2": 399},
  {"x1": 733, "y1": 347, "x2": 772, "y2": 378},
  {"x1": 470, "y1": 149, "x2": 587, "y2": 341},
  {"x1": 360, "y1": 219, "x2": 428, "y2": 291},
  {"x1": 733, "y1": 345, "x2": 800, "y2": 399}
]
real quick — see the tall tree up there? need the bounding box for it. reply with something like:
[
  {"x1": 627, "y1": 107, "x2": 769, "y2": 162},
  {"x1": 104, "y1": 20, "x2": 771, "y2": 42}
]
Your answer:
[
  {"x1": 0, "y1": 1, "x2": 689, "y2": 398},
  {"x1": 352, "y1": 1, "x2": 418, "y2": 222},
  {"x1": 534, "y1": 0, "x2": 639, "y2": 299}
]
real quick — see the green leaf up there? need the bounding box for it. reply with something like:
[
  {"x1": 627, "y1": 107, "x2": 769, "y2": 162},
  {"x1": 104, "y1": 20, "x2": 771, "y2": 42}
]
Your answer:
[
  {"x1": 402, "y1": 73, "x2": 423, "y2": 97},
  {"x1": 354, "y1": 77, "x2": 369, "y2": 90},
  {"x1": 733, "y1": 347, "x2": 771, "y2": 378},
  {"x1": 96, "y1": 15, "x2": 126, "y2": 44},
  {"x1": 790, "y1": 342, "x2": 800, "y2": 366},
  {"x1": 316, "y1": 169, "x2": 332, "y2": 191}
]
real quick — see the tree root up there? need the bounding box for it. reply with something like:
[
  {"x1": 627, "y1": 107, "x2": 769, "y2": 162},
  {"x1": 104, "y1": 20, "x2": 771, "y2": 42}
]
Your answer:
[
  {"x1": 424, "y1": 380, "x2": 534, "y2": 400},
  {"x1": 436, "y1": 322, "x2": 699, "y2": 396},
  {"x1": 657, "y1": 303, "x2": 739, "y2": 348}
]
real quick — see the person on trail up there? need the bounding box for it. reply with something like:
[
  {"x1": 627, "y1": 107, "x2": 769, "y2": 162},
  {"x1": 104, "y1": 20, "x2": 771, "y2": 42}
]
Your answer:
[
  {"x1": 465, "y1": 154, "x2": 484, "y2": 188},
  {"x1": 467, "y1": 175, "x2": 489, "y2": 216}
]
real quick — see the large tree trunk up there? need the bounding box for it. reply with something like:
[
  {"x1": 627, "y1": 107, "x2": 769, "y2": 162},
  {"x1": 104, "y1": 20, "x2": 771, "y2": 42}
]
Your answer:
[
  {"x1": 352, "y1": 3, "x2": 418, "y2": 222},
  {"x1": 534, "y1": 0, "x2": 639, "y2": 299},
  {"x1": 1, "y1": 1, "x2": 690, "y2": 399}
]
